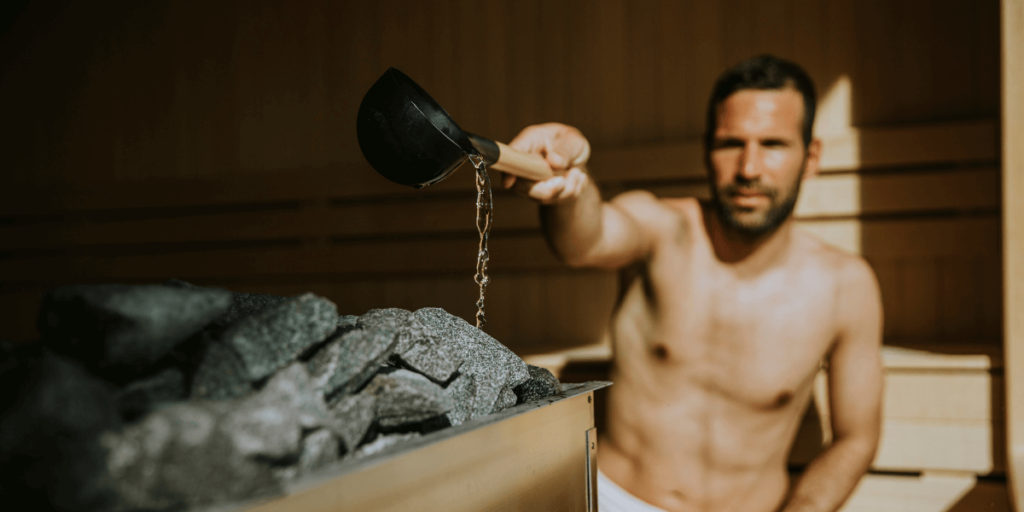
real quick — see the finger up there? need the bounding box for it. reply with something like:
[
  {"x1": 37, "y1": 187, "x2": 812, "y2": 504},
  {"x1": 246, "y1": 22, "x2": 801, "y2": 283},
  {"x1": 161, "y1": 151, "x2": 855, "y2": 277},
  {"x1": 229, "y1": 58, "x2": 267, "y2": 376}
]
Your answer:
[
  {"x1": 508, "y1": 124, "x2": 553, "y2": 153},
  {"x1": 544, "y1": 140, "x2": 570, "y2": 170},
  {"x1": 557, "y1": 168, "x2": 586, "y2": 200},
  {"x1": 572, "y1": 170, "x2": 588, "y2": 196},
  {"x1": 528, "y1": 176, "x2": 566, "y2": 202},
  {"x1": 572, "y1": 139, "x2": 592, "y2": 167},
  {"x1": 508, "y1": 123, "x2": 590, "y2": 173}
]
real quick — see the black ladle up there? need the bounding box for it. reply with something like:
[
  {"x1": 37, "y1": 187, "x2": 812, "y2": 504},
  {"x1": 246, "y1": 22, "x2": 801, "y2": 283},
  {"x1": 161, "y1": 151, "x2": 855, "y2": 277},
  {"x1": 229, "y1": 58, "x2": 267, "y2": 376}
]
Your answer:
[{"x1": 356, "y1": 68, "x2": 553, "y2": 188}]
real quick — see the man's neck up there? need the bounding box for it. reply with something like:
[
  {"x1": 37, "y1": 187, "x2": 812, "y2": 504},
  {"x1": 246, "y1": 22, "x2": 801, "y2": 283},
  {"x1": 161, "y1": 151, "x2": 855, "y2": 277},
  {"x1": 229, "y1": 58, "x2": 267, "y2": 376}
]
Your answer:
[{"x1": 704, "y1": 207, "x2": 795, "y2": 272}]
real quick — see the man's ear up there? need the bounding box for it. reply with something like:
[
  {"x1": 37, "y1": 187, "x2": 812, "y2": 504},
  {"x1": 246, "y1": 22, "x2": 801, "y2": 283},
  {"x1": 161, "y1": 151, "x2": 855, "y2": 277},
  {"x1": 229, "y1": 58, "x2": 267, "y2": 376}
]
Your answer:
[{"x1": 803, "y1": 138, "x2": 823, "y2": 180}]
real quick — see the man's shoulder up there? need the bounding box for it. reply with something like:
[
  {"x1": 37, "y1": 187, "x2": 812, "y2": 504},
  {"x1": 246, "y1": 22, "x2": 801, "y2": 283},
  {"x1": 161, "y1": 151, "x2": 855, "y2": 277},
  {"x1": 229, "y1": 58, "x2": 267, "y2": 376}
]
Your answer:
[
  {"x1": 794, "y1": 229, "x2": 879, "y2": 292},
  {"x1": 795, "y1": 230, "x2": 882, "y2": 327},
  {"x1": 609, "y1": 190, "x2": 699, "y2": 231},
  {"x1": 610, "y1": 191, "x2": 701, "y2": 219}
]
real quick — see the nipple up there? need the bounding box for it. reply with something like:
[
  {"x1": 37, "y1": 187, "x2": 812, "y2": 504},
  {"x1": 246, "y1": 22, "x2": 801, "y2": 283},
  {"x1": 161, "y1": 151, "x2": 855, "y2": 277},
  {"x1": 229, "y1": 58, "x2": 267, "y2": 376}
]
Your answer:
[{"x1": 773, "y1": 390, "x2": 794, "y2": 408}]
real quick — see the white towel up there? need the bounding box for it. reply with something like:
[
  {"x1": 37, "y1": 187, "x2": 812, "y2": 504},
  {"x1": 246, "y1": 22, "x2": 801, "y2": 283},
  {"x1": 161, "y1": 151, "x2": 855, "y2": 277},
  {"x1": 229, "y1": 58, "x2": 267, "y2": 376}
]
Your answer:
[{"x1": 597, "y1": 469, "x2": 668, "y2": 512}]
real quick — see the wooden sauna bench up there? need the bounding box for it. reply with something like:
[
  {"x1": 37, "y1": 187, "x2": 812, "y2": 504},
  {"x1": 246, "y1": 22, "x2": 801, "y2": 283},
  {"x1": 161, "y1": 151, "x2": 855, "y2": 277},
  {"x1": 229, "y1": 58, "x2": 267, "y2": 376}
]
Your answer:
[{"x1": 524, "y1": 343, "x2": 1011, "y2": 512}]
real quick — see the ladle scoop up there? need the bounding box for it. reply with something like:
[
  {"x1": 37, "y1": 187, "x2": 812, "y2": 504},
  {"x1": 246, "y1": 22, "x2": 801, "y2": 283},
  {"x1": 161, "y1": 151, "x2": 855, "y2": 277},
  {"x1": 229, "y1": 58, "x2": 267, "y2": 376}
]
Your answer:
[{"x1": 356, "y1": 68, "x2": 553, "y2": 188}]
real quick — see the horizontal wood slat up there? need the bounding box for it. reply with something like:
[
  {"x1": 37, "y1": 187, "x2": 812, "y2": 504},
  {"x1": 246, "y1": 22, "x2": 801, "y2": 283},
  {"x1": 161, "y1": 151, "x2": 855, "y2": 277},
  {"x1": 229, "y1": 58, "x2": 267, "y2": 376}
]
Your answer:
[
  {"x1": 883, "y1": 373, "x2": 1003, "y2": 422},
  {"x1": 791, "y1": 376, "x2": 1005, "y2": 474},
  {"x1": 588, "y1": 120, "x2": 997, "y2": 182},
  {"x1": 874, "y1": 420, "x2": 1004, "y2": 474},
  {"x1": 0, "y1": 121, "x2": 998, "y2": 217},
  {"x1": 819, "y1": 120, "x2": 999, "y2": 172},
  {"x1": 0, "y1": 236, "x2": 558, "y2": 283},
  {"x1": 838, "y1": 473, "x2": 1010, "y2": 512},
  {"x1": 0, "y1": 195, "x2": 501, "y2": 250},
  {"x1": 799, "y1": 216, "x2": 1000, "y2": 257},
  {"x1": 0, "y1": 167, "x2": 999, "y2": 251},
  {"x1": 0, "y1": 161, "x2": 478, "y2": 217},
  {"x1": 882, "y1": 345, "x2": 1004, "y2": 370},
  {"x1": 792, "y1": 387, "x2": 1005, "y2": 475},
  {"x1": 645, "y1": 167, "x2": 1000, "y2": 218},
  {"x1": 795, "y1": 167, "x2": 1000, "y2": 218},
  {"x1": 0, "y1": 216, "x2": 1000, "y2": 283}
]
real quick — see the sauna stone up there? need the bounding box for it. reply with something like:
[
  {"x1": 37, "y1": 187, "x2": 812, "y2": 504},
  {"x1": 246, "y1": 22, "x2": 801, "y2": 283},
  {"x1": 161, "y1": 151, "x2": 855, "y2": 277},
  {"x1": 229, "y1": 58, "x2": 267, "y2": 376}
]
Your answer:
[
  {"x1": 358, "y1": 308, "x2": 435, "y2": 356},
  {"x1": 336, "y1": 314, "x2": 360, "y2": 334},
  {"x1": 38, "y1": 284, "x2": 232, "y2": 371},
  {"x1": 496, "y1": 386, "x2": 518, "y2": 411},
  {"x1": 11, "y1": 280, "x2": 563, "y2": 510},
  {"x1": 396, "y1": 340, "x2": 463, "y2": 383},
  {"x1": 413, "y1": 307, "x2": 530, "y2": 419},
  {"x1": 295, "y1": 428, "x2": 340, "y2": 473},
  {"x1": 308, "y1": 326, "x2": 398, "y2": 401},
  {"x1": 356, "y1": 308, "x2": 465, "y2": 383},
  {"x1": 362, "y1": 368, "x2": 455, "y2": 428},
  {"x1": 353, "y1": 432, "x2": 421, "y2": 459},
  {"x1": 164, "y1": 279, "x2": 289, "y2": 330},
  {"x1": 221, "y1": 293, "x2": 338, "y2": 381},
  {"x1": 104, "y1": 400, "x2": 281, "y2": 510},
  {"x1": 0, "y1": 348, "x2": 122, "y2": 512},
  {"x1": 217, "y1": 292, "x2": 290, "y2": 329},
  {"x1": 116, "y1": 366, "x2": 186, "y2": 420},
  {"x1": 191, "y1": 338, "x2": 252, "y2": 400},
  {"x1": 267, "y1": 363, "x2": 335, "y2": 431},
  {"x1": 514, "y1": 364, "x2": 563, "y2": 404},
  {"x1": 328, "y1": 392, "x2": 377, "y2": 452},
  {"x1": 443, "y1": 372, "x2": 477, "y2": 425},
  {"x1": 221, "y1": 364, "x2": 330, "y2": 460}
]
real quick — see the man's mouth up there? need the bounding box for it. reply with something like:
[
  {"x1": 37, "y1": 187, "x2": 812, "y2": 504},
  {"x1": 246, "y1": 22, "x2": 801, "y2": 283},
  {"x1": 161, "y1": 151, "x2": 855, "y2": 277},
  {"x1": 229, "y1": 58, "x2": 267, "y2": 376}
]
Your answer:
[{"x1": 728, "y1": 188, "x2": 771, "y2": 208}]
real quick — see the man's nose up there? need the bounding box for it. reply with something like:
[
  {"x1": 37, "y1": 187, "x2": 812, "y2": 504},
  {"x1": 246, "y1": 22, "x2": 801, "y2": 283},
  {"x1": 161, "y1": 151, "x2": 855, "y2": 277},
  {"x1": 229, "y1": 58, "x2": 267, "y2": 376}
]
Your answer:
[{"x1": 738, "y1": 142, "x2": 762, "y2": 180}]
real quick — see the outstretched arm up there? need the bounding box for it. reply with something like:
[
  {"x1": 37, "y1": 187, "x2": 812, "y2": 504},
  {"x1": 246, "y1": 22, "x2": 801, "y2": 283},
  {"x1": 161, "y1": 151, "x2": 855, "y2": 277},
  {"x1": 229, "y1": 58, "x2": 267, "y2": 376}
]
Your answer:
[
  {"x1": 782, "y1": 259, "x2": 884, "y2": 512},
  {"x1": 505, "y1": 123, "x2": 656, "y2": 269}
]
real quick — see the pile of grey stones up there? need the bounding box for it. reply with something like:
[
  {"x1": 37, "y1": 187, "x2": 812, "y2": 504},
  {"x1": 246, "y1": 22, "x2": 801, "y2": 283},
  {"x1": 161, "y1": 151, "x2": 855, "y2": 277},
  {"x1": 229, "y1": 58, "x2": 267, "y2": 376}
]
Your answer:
[{"x1": 0, "y1": 280, "x2": 562, "y2": 511}]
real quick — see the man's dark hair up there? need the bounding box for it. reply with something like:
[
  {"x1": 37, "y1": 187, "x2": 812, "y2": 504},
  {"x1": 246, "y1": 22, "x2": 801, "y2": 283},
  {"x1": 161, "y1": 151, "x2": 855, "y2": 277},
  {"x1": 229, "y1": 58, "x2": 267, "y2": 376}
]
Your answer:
[{"x1": 704, "y1": 54, "x2": 817, "y2": 152}]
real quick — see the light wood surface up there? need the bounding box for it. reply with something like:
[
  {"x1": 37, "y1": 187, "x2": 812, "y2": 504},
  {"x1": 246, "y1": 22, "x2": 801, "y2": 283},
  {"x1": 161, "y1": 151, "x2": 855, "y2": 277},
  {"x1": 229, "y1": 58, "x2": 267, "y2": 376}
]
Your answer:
[
  {"x1": 1002, "y1": 0, "x2": 1024, "y2": 508},
  {"x1": 242, "y1": 384, "x2": 600, "y2": 512},
  {"x1": 491, "y1": 141, "x2": 554, "y2": 181},
  {"x1": 837, "y1": 473, "x2": 1010, "y2": 512}
]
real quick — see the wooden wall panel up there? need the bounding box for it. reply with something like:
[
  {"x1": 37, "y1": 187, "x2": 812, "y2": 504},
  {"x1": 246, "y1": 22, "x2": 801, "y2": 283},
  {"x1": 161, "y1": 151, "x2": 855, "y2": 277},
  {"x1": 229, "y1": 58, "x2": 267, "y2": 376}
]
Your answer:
[
  {"x1": 0, "y1": 165, "x2": 998, "y2": 252},
  {"x1": 1002, "y1": 0, "x2": 1024, "y2": 505},
  {"x1": 0, "y1": 0, "x2": 1003, "y2": 359},
  {"x1": 0, "y1": 0, "x2": 1001, "y2": 187}
]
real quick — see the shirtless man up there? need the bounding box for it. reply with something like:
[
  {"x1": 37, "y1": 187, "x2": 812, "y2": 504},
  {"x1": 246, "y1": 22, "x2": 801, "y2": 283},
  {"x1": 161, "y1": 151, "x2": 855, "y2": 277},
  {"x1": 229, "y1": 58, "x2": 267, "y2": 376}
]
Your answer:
[{"x1": 503, "y1": 55, "x2": 883, "y2": 512}]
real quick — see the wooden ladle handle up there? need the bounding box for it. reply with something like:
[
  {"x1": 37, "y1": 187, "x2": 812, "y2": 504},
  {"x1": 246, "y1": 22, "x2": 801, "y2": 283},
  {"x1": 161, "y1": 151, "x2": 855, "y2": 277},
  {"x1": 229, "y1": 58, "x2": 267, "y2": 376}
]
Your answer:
[{"x1": 468, "y1": 134, "x2": 554, "y2": 182}]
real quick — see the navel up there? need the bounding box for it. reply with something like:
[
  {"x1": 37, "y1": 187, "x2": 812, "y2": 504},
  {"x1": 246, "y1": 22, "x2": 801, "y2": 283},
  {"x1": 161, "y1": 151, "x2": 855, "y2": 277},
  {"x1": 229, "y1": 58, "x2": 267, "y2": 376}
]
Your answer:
[{"x1": 651, "y1": 344, "x2": 669, "y2": 361}]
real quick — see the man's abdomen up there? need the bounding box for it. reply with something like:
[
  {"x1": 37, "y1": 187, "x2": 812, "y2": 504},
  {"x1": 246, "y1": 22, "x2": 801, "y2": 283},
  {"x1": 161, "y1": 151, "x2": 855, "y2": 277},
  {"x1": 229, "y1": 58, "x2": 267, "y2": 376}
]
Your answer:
[{"x1": 599, "y1": 366, "x2": 799, "y2": 512}]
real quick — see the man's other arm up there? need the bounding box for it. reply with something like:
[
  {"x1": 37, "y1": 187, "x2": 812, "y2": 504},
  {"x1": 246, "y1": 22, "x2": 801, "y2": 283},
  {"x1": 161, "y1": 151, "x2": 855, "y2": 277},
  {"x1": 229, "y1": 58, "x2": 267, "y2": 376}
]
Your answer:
[
  {"x1": 506, "y1": 123, "x2": 657, "y2": 269},
  {"x1": 782, "y1": 258, "x2": 884, "y2": 512}
]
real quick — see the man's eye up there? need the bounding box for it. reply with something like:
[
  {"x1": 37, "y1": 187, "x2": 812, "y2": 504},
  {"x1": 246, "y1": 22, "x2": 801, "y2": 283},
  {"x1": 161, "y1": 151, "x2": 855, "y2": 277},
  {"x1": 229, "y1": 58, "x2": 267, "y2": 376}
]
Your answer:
[
  {"x1": 762, "y1": 140, "x2": 787, "y2": 148},
  {"x1": 715, "y1": 139, "x2": 744, "y2": 149}
]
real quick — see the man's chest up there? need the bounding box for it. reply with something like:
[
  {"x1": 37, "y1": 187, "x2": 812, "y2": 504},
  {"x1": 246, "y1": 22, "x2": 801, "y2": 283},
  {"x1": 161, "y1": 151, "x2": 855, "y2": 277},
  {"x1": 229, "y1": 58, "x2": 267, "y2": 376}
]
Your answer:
[{"x1": 641, "y1": 257, "x2": 839, "y2": 409}]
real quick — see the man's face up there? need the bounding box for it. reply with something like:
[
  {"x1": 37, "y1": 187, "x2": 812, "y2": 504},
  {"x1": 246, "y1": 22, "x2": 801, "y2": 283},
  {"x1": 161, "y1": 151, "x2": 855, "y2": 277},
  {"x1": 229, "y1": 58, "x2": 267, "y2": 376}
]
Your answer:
[{"x1": 708, "y1": 88, "x2": 818, "y2": 238}]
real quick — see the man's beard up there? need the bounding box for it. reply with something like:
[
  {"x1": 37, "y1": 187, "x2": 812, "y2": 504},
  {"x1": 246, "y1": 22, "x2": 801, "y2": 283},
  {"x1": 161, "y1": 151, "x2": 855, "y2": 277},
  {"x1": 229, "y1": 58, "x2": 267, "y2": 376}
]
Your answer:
[{"x1": 711, "y1": 168, "x2": 803, "y2": 239}]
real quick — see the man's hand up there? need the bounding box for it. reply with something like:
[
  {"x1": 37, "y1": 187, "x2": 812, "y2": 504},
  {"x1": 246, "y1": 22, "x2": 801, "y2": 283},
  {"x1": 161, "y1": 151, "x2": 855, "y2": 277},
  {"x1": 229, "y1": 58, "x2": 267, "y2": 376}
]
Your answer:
[{"x1": 504, "y1": 123, "x2": 592, "y2": 204}]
